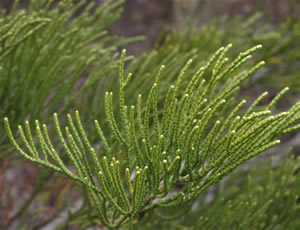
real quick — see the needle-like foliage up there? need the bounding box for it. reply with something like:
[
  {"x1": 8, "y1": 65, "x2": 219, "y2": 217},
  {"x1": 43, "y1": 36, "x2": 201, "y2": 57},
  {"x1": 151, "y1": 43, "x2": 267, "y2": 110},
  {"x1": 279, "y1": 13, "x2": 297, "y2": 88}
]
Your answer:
[
  {"x1": 140, "y1": 152, "x2": 300, "y2": 230},
  {"x1": 0, "y1": 0, "x2": 137, "y2": 158},
  {"x1": 4, "y1": 45, "x2": 300, "y2": 229},
  {"x1": 189, "y1": 153, "x2": 300, "y2": 230}
]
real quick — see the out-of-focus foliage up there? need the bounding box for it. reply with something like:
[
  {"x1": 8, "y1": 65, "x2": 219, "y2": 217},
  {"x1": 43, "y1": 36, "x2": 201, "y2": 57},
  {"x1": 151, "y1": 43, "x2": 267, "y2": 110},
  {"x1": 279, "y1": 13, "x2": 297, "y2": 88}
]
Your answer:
[
  {"x1": 257, "y1": 18, "x2": 300, "y2": 91},
  {"x1": 0, "y1": 0, "x2": 138, "y2": 158},
  {"x1": 126, "y1": 13, "x2": 300, "y2": 96}
]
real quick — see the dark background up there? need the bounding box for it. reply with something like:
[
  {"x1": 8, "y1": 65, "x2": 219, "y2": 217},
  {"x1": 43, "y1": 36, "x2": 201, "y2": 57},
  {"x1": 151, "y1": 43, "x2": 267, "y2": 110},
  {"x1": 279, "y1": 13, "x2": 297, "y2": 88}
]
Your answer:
[{"x1": 1, "y1": 0, "x2": 299, "y2": 54}]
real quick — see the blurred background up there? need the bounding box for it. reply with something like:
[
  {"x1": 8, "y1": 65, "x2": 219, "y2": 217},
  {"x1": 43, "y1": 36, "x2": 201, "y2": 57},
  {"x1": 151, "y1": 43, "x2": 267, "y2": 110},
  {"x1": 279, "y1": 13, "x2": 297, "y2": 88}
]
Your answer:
[{"x1": 1, "y1": 0, "x2": 299, "y2": 53}]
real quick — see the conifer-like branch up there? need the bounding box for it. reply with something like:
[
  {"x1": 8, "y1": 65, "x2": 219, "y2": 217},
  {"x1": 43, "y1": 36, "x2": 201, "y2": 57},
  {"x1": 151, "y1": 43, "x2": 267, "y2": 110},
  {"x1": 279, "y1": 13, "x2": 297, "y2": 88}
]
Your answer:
[{"x1": 4, "y1": 45, "x2": 299, "y2": 228}]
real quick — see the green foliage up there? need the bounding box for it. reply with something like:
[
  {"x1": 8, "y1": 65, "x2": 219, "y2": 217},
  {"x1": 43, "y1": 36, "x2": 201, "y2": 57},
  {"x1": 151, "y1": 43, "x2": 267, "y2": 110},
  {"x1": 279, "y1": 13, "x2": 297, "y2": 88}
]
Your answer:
[
  {"x1": 0, "y1": 0, "x2": 137, "y2": 158},
  {"x1": 128, "y1": 13, "x2": 300, "y2": 97},
  {"x1": 140, "y1": 153, "x2": 300, "y2": 230},
  {"x1": 257, "y1": 18, "x2": 300, "y2": 91},
  {"x1": 4, "y1": 45, "x2": 300, "y2": 229},
  {"x1": 189, "y1": 154, "x2": 300, "y2": 230},
  {"x1": 1, "y1": 1, "x2": 299, "y2": 229}
]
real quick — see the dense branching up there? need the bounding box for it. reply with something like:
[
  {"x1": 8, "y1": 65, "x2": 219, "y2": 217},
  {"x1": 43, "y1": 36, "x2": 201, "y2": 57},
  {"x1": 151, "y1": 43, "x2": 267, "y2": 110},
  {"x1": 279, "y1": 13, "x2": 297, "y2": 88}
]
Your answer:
[
  {"x1": 140, "y1": 152, "x2": 300, "y2": 230},
  {"x1": 4, "y1": 45, "x2": 299, "y2": 228},
  {"x1": 0, "y1": 0, "x2": 137, "y2": 158},
  {"x1": 189, "y1": 153, "x2": 300, "y2": 230}
]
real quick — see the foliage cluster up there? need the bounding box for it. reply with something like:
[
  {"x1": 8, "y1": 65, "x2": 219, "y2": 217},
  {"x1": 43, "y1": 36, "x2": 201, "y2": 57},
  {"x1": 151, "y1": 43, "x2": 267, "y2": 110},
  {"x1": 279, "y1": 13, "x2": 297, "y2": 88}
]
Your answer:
[
  {"x1": 0, "y1": 0, "x2": 299, "y2": 229},
  {"x1": 0, "y1": 0, "x2": 139, "y2": 158},
  {"x1": 131, "y1": 13, "x2": 300, "y2": 94},
  {"x1": 143, "y1": 153, "x2": 300, "y2": 230}
]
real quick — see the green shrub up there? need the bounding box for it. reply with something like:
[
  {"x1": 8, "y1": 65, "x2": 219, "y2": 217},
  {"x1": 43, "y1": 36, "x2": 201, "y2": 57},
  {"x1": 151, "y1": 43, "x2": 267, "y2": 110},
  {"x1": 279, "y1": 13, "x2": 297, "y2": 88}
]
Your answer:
[
  {"x1": 5, "y1": 46, "x2": 300, "y2": 229},
  {"x1": 1, "y1": 0, "x2": 299, "y2": 229}
]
